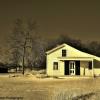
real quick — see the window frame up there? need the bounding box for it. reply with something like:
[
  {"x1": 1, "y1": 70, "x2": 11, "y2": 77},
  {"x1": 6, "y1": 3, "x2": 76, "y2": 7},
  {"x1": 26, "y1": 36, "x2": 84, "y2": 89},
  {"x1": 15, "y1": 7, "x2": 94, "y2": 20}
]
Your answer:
[
  {"x1": 88, "y1": 61, "x2": 92, "y2": 70},
  {"x1": 53, "y1": 62, "x2": 58, "y2": 70},
  {"x1": 62, "y1": 49, "x2": 67, "y2": 57}
]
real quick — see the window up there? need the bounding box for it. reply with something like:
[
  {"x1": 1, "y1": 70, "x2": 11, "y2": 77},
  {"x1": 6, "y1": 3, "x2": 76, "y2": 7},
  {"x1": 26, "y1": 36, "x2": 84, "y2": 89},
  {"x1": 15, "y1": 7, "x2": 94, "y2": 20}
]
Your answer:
[
  {"x1": 88, "y1": 62, "x2": 92, "y2": 70},
  {"x1": 70, "y1": 61, "x2": 75, "y2": 69},
  {"x1": 53, "y1": 62, "x2": 58, "y2": 70},
  {"x1": 62, "y1": 49, "x2": 66, "y2": 57}
]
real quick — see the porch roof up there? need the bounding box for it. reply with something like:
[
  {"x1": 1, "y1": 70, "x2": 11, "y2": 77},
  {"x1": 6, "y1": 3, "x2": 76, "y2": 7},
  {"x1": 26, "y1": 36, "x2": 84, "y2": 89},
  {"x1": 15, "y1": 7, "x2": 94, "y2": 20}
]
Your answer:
[{"x1": 58, "y1": 57, "x2": 94, "y2": 61}]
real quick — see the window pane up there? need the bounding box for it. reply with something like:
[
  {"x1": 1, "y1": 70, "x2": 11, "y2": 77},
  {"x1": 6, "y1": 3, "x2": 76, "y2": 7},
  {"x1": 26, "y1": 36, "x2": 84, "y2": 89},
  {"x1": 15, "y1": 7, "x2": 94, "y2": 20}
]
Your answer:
[
  {"x1": 62, "y1": 50, "x2": 66, "y2": 57},
  {"x1": 53, "y1": 62, "x2": 58, "y2": 70},
  {"x1": 88, "y1": 62, "x2": 92, "y2": 70}
]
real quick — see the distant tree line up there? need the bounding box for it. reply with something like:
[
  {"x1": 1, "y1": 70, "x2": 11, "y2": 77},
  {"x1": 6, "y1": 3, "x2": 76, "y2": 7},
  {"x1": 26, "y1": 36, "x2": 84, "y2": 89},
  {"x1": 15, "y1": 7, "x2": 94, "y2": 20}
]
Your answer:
[{"x1": 1, "y1": 18, "x2": 100, "y2": 74}]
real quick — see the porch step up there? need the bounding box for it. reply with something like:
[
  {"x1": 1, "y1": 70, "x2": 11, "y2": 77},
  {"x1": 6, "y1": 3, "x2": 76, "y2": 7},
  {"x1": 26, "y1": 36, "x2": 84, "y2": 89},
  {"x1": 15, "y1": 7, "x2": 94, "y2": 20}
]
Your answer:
[{"x1": 57, "y1": 76, "x2": 93, "y2": 79}]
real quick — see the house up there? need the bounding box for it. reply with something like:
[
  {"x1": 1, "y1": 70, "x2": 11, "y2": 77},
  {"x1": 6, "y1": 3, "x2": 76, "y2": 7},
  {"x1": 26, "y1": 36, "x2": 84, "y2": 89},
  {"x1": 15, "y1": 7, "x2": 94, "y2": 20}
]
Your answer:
[{"x1": 46, "y1": 43, "x2": 100, "y2": 77}]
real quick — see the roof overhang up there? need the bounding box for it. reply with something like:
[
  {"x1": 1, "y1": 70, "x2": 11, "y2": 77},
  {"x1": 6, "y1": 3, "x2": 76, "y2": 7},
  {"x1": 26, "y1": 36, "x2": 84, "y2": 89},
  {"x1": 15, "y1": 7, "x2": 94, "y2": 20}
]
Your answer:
[{"x1": 58, "y1": 57, "x2": 94, "y2": 61}]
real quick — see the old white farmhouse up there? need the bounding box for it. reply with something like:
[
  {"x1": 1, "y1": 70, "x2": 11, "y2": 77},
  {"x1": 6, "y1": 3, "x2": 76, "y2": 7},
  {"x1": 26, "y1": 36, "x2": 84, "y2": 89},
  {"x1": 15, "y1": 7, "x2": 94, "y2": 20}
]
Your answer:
[{"x1": 46, "y1": 43, "x2": 100, "y2": 76}]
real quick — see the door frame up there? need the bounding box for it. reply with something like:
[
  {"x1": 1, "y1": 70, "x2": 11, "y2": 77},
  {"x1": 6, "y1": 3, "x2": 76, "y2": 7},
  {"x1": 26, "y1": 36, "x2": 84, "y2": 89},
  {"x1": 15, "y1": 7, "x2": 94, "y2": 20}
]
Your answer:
[{"x1": 69, "y1": 61, "x2": 76, "y2": 75}]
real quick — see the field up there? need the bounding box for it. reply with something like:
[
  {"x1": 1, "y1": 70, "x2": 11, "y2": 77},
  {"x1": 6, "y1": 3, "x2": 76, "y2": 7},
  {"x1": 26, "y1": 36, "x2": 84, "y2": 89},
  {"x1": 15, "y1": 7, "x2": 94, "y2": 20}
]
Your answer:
[{"x1": 0, "y1": 74, "x2": 100, "y2": 100}]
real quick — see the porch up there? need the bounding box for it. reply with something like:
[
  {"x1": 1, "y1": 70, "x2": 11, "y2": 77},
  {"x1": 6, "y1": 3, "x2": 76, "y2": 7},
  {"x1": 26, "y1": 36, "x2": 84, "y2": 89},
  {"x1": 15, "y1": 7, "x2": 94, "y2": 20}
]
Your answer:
[{"x1": 58, "y1": 57, "x2": 94, "y2": 76}]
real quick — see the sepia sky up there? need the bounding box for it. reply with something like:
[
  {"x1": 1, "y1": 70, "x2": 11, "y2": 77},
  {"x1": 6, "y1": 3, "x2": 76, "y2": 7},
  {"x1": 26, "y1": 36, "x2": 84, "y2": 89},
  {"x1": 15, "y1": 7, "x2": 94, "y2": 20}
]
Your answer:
[{"x1": 0, "y1": 0, "x2": 100, "y2": 47}]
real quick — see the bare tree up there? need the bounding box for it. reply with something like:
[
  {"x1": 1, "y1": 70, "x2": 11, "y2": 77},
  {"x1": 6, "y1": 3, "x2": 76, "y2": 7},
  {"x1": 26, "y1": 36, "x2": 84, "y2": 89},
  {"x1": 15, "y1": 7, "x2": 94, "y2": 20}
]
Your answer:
[
  {"x1": 9, "y1": 18, "x2": 37, "y2": 74},
  {"x1": 8, "y1": 19, "x2": 24, "y2": 70},
  {"x1": 22, "y1": 32, "x2": 33, "y2": 74}
]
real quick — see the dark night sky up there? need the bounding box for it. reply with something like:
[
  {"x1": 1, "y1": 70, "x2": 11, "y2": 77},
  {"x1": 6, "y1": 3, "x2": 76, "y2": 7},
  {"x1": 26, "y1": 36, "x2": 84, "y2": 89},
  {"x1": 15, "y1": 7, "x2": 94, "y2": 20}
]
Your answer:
[{"x1": 0, "y1": 0, "x2": 100, "y2": 47}]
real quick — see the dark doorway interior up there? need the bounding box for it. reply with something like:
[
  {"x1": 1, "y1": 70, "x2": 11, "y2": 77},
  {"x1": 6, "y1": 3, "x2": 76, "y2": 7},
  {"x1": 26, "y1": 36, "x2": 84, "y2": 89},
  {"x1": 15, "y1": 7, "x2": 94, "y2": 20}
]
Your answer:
[
  {"x1": 75, "y1": 61, "x2": 80, "y2": 75},
  {"x1": 64, "y1": 61, "x2": 69, "y2": 75}
]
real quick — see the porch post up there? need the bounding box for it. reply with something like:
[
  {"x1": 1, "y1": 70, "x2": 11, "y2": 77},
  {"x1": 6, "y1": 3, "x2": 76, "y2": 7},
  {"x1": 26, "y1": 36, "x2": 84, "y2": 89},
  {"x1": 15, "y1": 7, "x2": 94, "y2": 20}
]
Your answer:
[{"x1": 92, "y1": 59, "x2": 94, "y2": 77}]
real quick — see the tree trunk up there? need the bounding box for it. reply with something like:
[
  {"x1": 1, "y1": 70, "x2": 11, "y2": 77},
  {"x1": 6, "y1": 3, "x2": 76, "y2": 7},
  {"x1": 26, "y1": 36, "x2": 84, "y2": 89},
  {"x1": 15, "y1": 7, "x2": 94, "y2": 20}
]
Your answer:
[{"x1": 22, "y1": 46, "x2": 26, "y2": 75}]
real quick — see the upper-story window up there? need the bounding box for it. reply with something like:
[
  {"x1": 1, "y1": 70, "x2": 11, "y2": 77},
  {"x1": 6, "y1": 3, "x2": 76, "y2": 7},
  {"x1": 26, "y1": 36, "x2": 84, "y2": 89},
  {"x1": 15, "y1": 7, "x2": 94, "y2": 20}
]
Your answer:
[{"x1": 62, "y1": 49, "x2": 66, "y2": 57}]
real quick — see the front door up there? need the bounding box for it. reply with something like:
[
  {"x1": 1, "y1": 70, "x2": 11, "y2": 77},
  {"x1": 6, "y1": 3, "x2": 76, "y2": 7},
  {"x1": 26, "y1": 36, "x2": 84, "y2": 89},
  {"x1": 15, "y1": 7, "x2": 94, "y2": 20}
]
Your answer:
[{"x1": 69, "y1": 61, "x2": 75, "y2": 75}]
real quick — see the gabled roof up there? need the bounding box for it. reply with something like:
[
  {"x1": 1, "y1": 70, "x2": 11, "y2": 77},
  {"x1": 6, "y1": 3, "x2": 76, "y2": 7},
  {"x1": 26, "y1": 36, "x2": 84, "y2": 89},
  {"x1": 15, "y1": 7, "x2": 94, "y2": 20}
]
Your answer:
[
  {"x1": 46, "y1": 43, "x2": 66, "y2": 54},
  {"x1": 46, "y1": 43, "x2": 100, "y2": 61}
]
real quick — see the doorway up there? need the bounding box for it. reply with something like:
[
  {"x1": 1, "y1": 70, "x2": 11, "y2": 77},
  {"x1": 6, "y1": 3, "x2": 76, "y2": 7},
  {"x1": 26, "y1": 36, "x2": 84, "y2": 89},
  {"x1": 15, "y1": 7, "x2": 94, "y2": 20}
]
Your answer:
[{"x1": 69, "y1": 61, "x2": 75, "y2": 75}]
